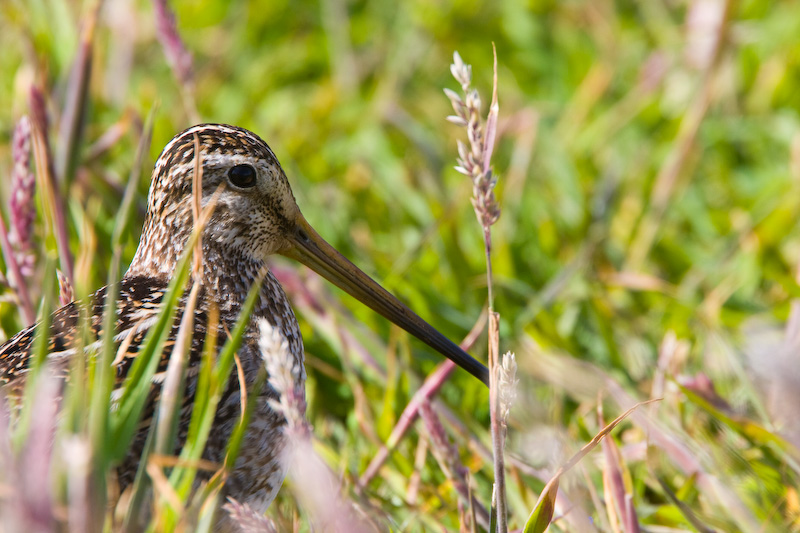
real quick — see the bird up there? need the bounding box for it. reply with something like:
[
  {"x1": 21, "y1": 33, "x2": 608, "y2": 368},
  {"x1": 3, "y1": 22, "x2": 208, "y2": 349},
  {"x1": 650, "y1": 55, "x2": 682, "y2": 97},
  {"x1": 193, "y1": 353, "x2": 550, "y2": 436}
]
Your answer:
[{"x1": 0, "y1": 124, "x2": 489, "y2": 525}]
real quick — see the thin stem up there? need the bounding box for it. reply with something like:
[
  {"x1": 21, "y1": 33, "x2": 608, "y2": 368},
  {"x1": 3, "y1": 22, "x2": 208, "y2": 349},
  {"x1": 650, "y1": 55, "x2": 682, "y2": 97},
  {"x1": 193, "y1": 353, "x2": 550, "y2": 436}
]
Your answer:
[
  {"x1": 446, "y1": 48, "x2": 507, "y2": 532},
  {"x1": 484, "y1": 228, "x2": 494, "y2": 311},
  {"x1": 488, "y1": 311, "x2": 507, "y2": 533},
  {"x1": 56, "y1": 0, "x2": 101, "y2": 187},
  {"x1": 29, "y1": 87, "x2": 75, "y2": 290}
]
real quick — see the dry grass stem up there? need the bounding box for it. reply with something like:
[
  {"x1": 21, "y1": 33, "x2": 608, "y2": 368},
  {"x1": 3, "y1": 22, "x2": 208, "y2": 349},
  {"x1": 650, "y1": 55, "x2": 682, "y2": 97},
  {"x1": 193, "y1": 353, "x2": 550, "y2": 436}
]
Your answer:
[
  {"x1": 147, "y1": 459, "x2": 185, "y2": 515},
  {"x1": 599, "y1": 403, "x2": 640, "y2": 533},
  {"x1": 57, "y1": 269, "x2": 74, "y2": 307},
  {"x1": 29, "y1": 86, "x2": 75, "y2": 291},
  {"x1": 420, "y1": 400, "x2": 490, "y2": 529},
  {"x1": 148, "y1": 454, "x2": 220, "y2": 472},
  {"x1": 233, "y1": 351, "x2": 248, "y2": 425}
]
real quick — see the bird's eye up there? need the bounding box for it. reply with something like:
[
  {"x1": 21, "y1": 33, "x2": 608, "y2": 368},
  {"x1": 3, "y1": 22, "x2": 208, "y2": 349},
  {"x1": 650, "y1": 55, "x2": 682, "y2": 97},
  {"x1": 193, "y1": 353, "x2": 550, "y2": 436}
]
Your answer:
[{"x1": 228, "y1": 164, "x2": 258, "y2": 188}]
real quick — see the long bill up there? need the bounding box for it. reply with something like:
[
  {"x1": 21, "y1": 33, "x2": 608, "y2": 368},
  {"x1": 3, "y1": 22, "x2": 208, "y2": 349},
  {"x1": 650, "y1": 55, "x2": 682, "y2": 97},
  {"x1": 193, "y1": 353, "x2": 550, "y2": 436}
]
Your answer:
[{"x1": 281, "y1": 215, "x2": 490, "y2": 387}]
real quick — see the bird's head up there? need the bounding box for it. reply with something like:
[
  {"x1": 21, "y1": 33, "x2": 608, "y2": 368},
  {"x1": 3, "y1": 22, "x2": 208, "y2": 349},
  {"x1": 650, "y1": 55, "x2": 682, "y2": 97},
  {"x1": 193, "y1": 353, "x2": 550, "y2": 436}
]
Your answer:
[
  {"x1": 130, "y1": 123, "x2": 300, "y2": 267},
  {"x1": 128, "y1": 123, "x2": 489, "y2": 385}
]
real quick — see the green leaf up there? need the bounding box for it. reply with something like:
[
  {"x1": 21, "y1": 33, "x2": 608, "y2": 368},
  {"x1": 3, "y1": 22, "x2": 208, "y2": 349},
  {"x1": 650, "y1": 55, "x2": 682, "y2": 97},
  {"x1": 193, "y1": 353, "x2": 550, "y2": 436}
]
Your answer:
[{"x1": 523, "y1": 477, "x2": 560, "y2": 533}]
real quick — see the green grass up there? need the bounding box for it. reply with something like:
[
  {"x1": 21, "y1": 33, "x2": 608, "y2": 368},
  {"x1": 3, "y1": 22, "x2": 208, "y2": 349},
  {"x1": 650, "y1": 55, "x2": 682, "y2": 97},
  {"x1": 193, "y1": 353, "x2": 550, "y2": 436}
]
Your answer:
[{"x1": 2, "y1": 0, "x2": 800, "y2": 531}]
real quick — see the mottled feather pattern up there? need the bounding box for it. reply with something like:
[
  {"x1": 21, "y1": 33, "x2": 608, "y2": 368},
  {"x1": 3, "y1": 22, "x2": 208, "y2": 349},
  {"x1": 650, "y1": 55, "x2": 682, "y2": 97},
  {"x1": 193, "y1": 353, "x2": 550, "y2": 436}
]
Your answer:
[
  {"x1": 0, "y1": 276, "x2": 168, "y2": 399},
  {"x1": 0, "y1": 124, "x2": 306, "y2": 517}
]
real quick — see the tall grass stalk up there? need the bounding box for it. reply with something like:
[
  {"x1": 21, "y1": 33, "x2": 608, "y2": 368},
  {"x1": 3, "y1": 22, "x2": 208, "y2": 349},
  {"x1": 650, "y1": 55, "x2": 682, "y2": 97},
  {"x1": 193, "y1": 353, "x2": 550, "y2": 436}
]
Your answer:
[
  {"x1": 446, "y1": 47, "x2": 516, "y2": 532},
  {"x1": 29, "y1": 86, "x2": 75, "y2": 291},
  {"x1": 56, "y1": 1, "x2": 101, "y2": 188}
]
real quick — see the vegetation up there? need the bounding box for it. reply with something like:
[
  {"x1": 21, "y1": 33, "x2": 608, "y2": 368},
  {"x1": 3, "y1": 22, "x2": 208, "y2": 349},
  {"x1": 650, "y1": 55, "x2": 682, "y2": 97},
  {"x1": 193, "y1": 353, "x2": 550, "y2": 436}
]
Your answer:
[{"x1": 2, "y1": 0, "x2": 800, "y2": 530}]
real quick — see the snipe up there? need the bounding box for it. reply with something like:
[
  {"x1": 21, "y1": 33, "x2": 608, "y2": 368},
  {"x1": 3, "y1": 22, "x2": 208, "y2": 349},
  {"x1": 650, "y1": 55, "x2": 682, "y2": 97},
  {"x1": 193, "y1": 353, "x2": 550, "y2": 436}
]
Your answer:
[{"x1": 0, "y1": 123, "x2": 488, "y2": 521}]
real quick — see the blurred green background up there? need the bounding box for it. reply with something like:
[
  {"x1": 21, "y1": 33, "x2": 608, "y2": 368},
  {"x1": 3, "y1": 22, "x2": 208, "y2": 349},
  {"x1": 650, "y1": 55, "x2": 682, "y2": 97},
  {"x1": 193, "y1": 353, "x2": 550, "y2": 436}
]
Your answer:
[{"x1": 3, "y1": 0, "x2": 800, "y2": 530}]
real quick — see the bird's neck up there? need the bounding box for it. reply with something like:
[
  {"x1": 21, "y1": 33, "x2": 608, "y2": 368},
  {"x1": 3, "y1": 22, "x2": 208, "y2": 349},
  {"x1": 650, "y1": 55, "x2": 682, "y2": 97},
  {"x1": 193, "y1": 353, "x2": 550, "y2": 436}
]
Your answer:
[
  {"x1": 125, "y1": 226, "x2": 301, "y2": 353},
  {"x1": 198, "y1": 245, "x2": 268, "y2": 314},
  {"x1": 127, "y1": 235, "x2": 266, "y2": 315},
  {"x1": 126, "y1": 207, "x2": 192, "y2": 279}
]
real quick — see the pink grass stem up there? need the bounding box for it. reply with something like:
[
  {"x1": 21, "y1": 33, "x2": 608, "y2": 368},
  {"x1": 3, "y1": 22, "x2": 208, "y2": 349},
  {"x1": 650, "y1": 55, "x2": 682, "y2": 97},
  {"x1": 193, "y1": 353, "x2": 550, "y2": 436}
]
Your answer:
[{"x1": 0, "y1": 215, "x2": 35, "y2": 324}]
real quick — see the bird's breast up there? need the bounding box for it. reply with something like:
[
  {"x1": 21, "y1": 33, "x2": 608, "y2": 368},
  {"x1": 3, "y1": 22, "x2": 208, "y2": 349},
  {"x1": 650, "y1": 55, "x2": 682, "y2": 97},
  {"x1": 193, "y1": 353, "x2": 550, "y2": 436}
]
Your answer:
[{"x1": 218, "y1": 270, "x2": 306, "y2": 512}]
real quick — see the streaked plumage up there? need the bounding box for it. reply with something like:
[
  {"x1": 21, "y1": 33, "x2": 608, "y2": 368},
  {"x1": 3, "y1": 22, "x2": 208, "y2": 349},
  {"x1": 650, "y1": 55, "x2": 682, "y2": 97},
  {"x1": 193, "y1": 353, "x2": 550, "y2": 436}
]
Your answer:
[{"x1": 0, "y1": 124, "x2": 488, "y2": 525}]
